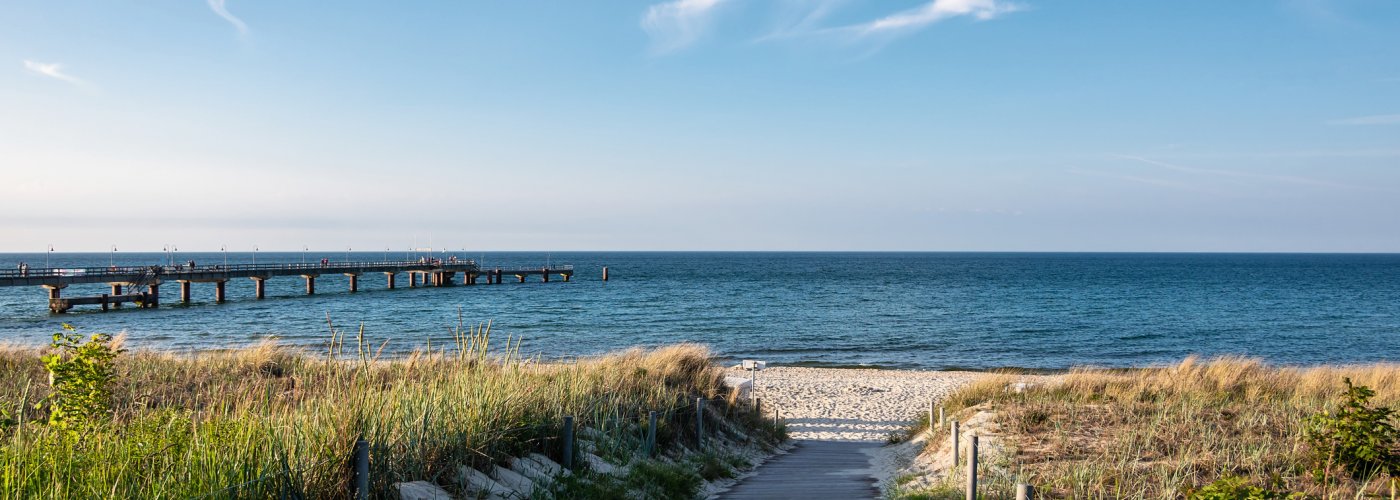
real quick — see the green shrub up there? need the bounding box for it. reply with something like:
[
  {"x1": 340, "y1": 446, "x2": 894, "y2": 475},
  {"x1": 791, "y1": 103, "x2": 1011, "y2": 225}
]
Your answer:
[
  {"x1": 626, "y1": 459, "x2": 702, "y2": 499},
  {"x1": 39, "y1": 325, "x2": 123, "y2": 432},
  {"x1": 692, "y1": 450, "x2": 735, "y2": 481},
  {"x1": 1303, "y1": 378, "x2": 1400, "y2": 481},
  {"x1": 1187, "y1": 475, "x2": 1301, "y2": 499}
]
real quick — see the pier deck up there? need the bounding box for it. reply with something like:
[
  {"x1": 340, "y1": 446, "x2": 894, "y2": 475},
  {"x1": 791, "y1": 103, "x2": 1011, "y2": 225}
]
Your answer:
[{"x1": 0, "y1": 261, "x2": 575, "y2": 313}]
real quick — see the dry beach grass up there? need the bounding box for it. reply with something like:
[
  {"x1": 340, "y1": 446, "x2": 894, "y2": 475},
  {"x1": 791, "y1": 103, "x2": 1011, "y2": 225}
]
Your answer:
[{"x1": 894, "y1": 357, "x2": 1400, "y2": 498}]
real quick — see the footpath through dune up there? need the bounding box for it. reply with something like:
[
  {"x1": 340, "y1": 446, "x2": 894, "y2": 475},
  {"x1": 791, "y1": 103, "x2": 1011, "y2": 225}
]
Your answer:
[{"x1": 714, "y1": 366, "x2": 989, "y2": 499}]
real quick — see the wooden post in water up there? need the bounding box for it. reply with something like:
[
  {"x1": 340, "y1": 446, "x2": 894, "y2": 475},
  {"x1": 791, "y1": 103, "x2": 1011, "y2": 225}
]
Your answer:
[
  {"x1": 179, "y1": 281, "x2": 191, "y2": 304},
  {"x1": 303, "y1": 275, "x2": 316, "y2": 295},
  {"x1": 602, "y1": 267, "x2": 609, "y2": 281},
  {"x1": 1016, "y1": 483, "x2": 1034, "y2": 500},
  {"x1": 562, "y1": 416, "x2": 575, "y2": 471},
  {"x1": 252, "y1": 277, "x2": 266, "y2": 299},
  {"x1": 100, "y1": 293, "x2": 109, "y2": 312},
  {"x1": 146, "y1": 283, "x2": 159, "y2": 307},
  {"x1": 966, "y1": 434, "x2": 978, "y2": 500},
  {"x1": 110, "y1": 284, "x2": 122, "y2": 308},
  {"x1": 542, "y1": 268, "x2": 550, "y2": 283},
  {"x1": 385, "y1": 272, "x2": 395, "y2": 289},
  {"x1": 347, "y1": 274, "x2": 358, "y2": 293},
  {"x1": 214, "y1": 280, "x2": 226, "y2": 303}
]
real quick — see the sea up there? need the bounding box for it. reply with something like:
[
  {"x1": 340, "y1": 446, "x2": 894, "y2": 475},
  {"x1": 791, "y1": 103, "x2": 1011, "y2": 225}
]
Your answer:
[{"x1": 0, "y1": 252, "x2": 1396, "y2": 370}]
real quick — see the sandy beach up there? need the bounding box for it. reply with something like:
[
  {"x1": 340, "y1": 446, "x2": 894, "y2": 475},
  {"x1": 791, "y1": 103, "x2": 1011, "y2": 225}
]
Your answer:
[{"x1": 725, "y1": 366, "x2": 991, "y2": 442}]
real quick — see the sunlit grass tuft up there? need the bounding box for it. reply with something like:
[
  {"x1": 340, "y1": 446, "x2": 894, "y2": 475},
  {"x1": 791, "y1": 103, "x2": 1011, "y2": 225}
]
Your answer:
[{"x1": 0, "y1": 324, "x2": 749, "y2": 498}]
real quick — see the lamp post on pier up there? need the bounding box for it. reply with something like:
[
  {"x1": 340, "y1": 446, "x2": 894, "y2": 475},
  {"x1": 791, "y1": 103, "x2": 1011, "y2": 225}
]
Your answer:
[
  {"x1": 110, "y1": 245, "x2": 117, "y2": 267},
  {"x1": 222, "y1": 245, "x2": 228, "y2": 267},
  {"x1": 302, "y1": 246, "x2": 308, "y2": 265},
  {"x1": 47, "y1": 244, "x2": 53, "y2": 268},
  {"x1": 253, "y1": 246, "x2": 258, "y2": 266}
]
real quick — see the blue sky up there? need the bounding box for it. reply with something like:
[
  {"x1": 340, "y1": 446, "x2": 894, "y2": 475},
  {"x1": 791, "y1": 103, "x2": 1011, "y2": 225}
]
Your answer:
[{"x1": 3, "y1": 0, "x2": 1399, "y2": 252}]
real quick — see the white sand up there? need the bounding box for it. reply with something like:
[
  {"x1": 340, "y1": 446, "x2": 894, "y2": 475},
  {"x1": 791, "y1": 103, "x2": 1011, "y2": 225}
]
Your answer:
[
  {"x1": 725, "y1": 366, "x2": 987, "y2": 442},
  {"x1": 723, "y1": 366, "x2": 1060, "y2": 495}
]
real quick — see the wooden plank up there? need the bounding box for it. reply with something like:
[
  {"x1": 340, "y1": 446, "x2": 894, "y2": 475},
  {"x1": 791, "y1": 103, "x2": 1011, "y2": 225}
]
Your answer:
[{"x1": 722, "y1": 440, "x2": 879, "y2": 500}]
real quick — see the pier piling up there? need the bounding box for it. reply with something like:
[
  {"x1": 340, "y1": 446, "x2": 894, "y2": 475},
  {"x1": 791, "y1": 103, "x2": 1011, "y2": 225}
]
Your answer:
[{"x1": 5, "y1": 260, "x2": 574, "y2": 313}]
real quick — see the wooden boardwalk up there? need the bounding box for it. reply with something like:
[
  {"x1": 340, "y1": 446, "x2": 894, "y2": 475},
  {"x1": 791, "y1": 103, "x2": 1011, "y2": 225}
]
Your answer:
[{"x1": 722, "y1": 440, "x2": 879, "y2": 500}]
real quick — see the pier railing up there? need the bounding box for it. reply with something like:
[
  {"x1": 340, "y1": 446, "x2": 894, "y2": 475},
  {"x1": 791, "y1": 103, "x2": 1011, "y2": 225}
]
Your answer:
[{"x1": 0, "y1": 261, "x2": 581, "y2": 280}]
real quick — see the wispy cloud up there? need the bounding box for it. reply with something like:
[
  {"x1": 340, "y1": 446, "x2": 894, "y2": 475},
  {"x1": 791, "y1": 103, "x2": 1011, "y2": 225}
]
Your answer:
[
  {"x1": 759, "y1": 0, "x2": 1021, "y2": 57},
  {"x1": 23, "y1": 60, "x2": 87, "y2": 86},
  {"x1": 642, "y1": 0, "x2": 728, "y2": 54},
  {"x1": 208, "y1": 0, "x2": 249, "y2": 36},
  {"x1": 757, "y1": 0, "x2": 845, "y2": 42},
  {"x1": 844, "y1": 0, "x2": 1021, "y2": 37},
  {"x1": 1116, "y1": 154, "x2": 1396, "y2": 193},
  {"x1": 1326, "y1": 114, "x2": 1400, "y2": 126},
  {"x1": 1068, "y1": 168, "x2": 1203, "y2": 192}
]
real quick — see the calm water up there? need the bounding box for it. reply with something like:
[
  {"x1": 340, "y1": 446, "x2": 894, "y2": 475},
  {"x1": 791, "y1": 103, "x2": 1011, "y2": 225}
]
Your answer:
[{"x1": 1, "y1": 252, "x2": 1397, "y2": 370}]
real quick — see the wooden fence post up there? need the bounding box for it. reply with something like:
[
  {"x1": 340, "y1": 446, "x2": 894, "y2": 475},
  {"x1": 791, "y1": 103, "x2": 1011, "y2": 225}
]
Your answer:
[
  {"x1": 351, "y1": 437, "x2": 369, "y2": 500},
  {"x1": 696, "y1": 398, "x2": 706, "y2": 448},
  {"x1": 562, "y1": 416, "x2": 575, "y2": 470},
  {"x1": 951, "y1": 420, "x2": 960, "y2": 469},
  {"x1": 1016, "y1": 483, "x2": 1034, "y2": 500},
  {"x1": 928, "y1": 401, "x2": 935, "y2": 435},
  {"x1": 646, "y1": 411, "x2": 658, "y2": 457},
  {"x1": 966, "y1": 434, "x2": 978, "y2": 500}
]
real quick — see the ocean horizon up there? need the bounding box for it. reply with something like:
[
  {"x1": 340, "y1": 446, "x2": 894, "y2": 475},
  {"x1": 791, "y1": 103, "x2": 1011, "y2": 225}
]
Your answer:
[{"x1": 2, "y1": 251, "x2": 1397, "y2": 370}]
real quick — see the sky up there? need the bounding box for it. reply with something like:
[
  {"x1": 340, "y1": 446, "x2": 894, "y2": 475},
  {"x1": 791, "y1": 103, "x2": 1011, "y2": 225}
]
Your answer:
[{"x1": 2, "y1": 0, "x2": 1399, "y2": 253}]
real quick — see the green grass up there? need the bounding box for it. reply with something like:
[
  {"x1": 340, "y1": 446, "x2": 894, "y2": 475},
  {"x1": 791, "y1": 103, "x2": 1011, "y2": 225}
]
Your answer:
[{"x1": 0, "y1": 323, "x2": 781, "y2": 498}]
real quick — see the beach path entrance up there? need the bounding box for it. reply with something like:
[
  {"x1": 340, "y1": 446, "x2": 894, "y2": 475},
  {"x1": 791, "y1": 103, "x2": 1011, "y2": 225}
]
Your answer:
[{"x1": 721, "y1": 440, "x2": 879, "y2": 500}]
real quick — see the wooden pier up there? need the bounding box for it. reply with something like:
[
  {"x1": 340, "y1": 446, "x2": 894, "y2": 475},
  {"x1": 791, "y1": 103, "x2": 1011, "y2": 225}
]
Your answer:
[{"x1": 0, "y1": 261, "x2": 574, "y2": 313}]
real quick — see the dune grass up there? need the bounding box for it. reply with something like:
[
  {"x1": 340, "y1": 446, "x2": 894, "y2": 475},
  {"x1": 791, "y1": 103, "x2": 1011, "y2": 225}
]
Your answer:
[
  {"x1": 902, "y1": 357, "x2": 1400, "y2": 499},
  {"x1": 0, "y1": 323, "x2": 765, "y2": 499}
]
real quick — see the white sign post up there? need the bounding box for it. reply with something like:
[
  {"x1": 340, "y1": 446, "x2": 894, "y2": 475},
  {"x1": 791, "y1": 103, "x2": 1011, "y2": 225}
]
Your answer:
[{"x1": 741, "y1": 360, "x2": 766, "y2": 406}]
